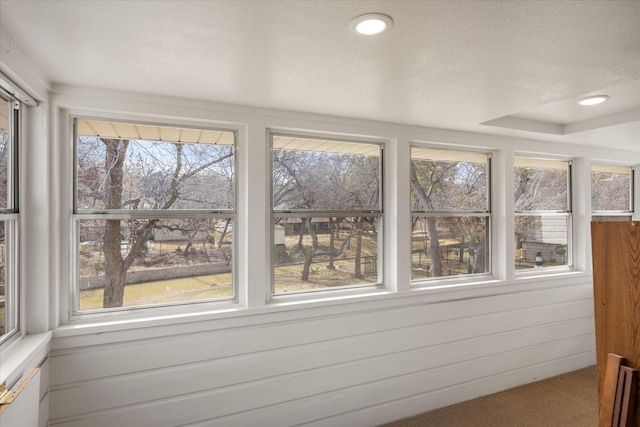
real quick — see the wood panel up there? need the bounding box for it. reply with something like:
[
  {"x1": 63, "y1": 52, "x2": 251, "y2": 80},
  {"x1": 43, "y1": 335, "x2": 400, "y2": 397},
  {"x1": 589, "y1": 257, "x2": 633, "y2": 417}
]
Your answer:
[{"x1": 591, "y1": 221, "x2": 640, "y2": 426}]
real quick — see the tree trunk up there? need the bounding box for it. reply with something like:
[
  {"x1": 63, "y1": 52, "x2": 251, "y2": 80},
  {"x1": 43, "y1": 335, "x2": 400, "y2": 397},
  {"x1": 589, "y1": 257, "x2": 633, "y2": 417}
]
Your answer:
[
  {"x1": 301, "y1": 251, "x2": 314, "y2": 281},
  {"x1": 472, "y1": 234, "x2": 486, "y2": 274},
  {"x1": 426, "y1": 217, "x2": 442, "y2": 277},
  {"x1": 328, "y1": 218, "x2": 336, "y2": 269},
  {"x1": 184, "y1": 221, "x2": 200, "y2": 254},
  {"x1": 410, "y1": 162, "x2": 443, "y2": 277},
  {"x1": 217, "y1": 218, "x2": 232, "y2": 264},
  {"x1": 301, "y1": 218, "x2": 316, "y2": 281},
  {"x1": 217, "y1": 218, "x2": 231, "y2": 248},
  {"x1": 102, "y1": 139, "x2": 128, "y2": 308},
  {"x1": 354, "y1": 219, "x2": 363, "y2": 279},
  {"x1": 103, "y1": 219, "x2": 127, "y2": 308},
  {"x1": 297, "y1": 224, "x2": 305, "y2": 248}
]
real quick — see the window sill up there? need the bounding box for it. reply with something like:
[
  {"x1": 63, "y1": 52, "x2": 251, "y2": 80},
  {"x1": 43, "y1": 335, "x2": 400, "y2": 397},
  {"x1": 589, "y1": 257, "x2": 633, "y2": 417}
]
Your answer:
[
  {"x1": 514, "y1": 266, "x2": 577, "y2": 278},
  {"x1": 410, "y1": 270, "x2": 591, "y2": 302},
  {"x1": 0, "y1": 331, "x2": 52, "y2": 386},
  {"x1": 52, "y1": 270, "x2": 593, "y2": 348}
]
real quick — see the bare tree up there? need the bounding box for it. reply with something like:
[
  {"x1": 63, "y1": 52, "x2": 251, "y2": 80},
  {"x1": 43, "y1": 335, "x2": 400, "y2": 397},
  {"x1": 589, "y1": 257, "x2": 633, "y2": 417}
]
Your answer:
[
  {"x1": 410, "y1": 161, "x2": 447, "y2": 277},
  {"x1": 273, "y1": 149, "x2": 380, "y2": 282},
  {"x1": 300, "y1": 217, "x2": 358, "y2": 281},
  {"x1": 78, "y1": 137, "x2": 233, "y2": 308},
  {"x1": 514, "y1": 165, "x2": 568, "y2": 251},
  {"x1": 410, "y1": 156, "x2": 489, "y2": 277}
]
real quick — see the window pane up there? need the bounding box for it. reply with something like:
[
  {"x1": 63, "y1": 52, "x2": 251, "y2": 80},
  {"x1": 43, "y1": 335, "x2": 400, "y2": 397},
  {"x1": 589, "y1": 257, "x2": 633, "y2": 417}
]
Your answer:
[
  {"x1": 411, "y1": 148, "x2": 488, "y2": 212},
  {"x1": 76, "y1": 132, "x2": 234, "y2": 211},
  {"x1": 514, "y1": 158, "x2": 568, "y2": 211},
  {"x1": 591, "y1": 164, "x2": 631, "y2": 211},
  {"x1": 0, "y1": 219, "x2": 17, "y2": 341},
  {"x1": 0, "y1": 93, "x2": 17, "y2": 345},
  {"x1": 592, "y1": 215, "x2": 632, "y2": 222},
  {"x1": 273, "y1": 216, "x2": 380, "y2": 293},
  {"x1": 77, "y1": 218, "x2": 233, "y2": 311},
  {"x1": 515, "y1": 214, "x2": 569, "y2": 269},
  {"x1": 0, "y1": 96, "x2": 11, "y2": 210},
  {"x1": 411, "y1": 216, "x2": 488, "y2": 280},
  {"x1": 272, "y1": 138, "x2": 380, "y2": 211}
]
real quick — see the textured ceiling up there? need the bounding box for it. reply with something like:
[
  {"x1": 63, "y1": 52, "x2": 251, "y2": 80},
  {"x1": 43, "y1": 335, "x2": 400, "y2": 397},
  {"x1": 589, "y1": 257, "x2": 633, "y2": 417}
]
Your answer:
[{"x1": 1, "y1": 0, "x2": 638, "y2": 151}]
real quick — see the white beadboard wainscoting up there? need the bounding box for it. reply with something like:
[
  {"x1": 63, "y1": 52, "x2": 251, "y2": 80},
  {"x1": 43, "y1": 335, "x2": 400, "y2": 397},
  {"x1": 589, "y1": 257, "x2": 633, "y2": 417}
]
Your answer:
[{"x1": 48, "y1": 278, "x2": 595, "y2": 427}]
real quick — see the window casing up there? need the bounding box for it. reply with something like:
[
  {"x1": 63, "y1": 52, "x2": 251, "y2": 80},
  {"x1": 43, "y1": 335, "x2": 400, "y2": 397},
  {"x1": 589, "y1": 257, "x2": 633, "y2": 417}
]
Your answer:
[
  {"x1": 514, "y1": 157, "x2": 572, "y2": 271},
  {"x1": 0, "y1": 90, "x2": 20, "y2": 345},
  {"x1": 591, "y1": 163, "x2": 634, "y2": 221},
  {"x1": 72, "y1": 118, "x2": 236, "y2": 315},
  {"x1": 410, "y1": 147, "x2": 491, "y2": 282},
  {"x1": 271, "y1": 134, "x2": 383, "y2": 295}
]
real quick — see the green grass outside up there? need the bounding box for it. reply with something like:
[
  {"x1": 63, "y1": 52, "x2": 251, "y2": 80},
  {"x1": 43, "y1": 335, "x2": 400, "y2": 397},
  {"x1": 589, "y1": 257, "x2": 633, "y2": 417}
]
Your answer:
[
  {"x1": 273, "y1": 258, "x2": 376, "y2": 292},
  {"x1": 79, "y1": 272, "x2": 233, "y2": 311}
]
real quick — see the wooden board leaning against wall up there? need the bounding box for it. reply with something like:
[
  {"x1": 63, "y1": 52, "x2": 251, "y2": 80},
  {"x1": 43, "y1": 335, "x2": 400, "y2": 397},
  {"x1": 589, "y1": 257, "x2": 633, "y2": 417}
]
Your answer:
[{"x1": 591, "y1": 221, "x2": 640, "y2": 426}]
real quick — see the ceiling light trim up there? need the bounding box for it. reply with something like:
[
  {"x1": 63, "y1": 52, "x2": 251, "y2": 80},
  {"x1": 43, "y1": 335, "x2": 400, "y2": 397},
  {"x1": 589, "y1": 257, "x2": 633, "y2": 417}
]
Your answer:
[
  {"x1": 578, "y1": 95, "x2": 610, "y2": 106},
  {"x1": 349, "y1": 13, "x2": 394, "y2": 35}
]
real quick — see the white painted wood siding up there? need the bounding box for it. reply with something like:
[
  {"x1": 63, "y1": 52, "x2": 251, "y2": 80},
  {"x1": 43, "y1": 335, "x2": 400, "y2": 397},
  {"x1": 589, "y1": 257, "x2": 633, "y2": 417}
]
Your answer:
[
  {"x1": 43, "y1": 87, "x2": 609, "y2": 427},
  {"x1": 48, "y1": 281, "x2": 594, "y2": 426}
]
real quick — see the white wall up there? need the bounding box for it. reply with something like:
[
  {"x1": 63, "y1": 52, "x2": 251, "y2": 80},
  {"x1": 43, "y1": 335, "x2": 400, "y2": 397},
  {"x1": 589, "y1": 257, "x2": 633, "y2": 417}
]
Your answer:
[
  {"x1": 48, "y1": 279, "x2": 594, "y2": 427},
  {"x1": 42, "y1": 86, "x2": 635, "y2": 426},
  {"x1": 0, "y1": 28, "x2": 52, "y2": 427}
]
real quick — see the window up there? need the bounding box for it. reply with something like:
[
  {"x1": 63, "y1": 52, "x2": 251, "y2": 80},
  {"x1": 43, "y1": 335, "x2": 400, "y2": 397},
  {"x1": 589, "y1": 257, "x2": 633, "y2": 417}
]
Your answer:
[
  {"x1": 73, "y1": 118, "x2": 235, "y2": 314},
  {"x1": 591, "y1": 163, "x2": 634, "y2": 221},
  {"x1": 410, "y1": 147, "x2": 490, "y2": 281},
  {"x1": 514, "y1": 157, "x2": 571, "y2": 270},
  {"x1": 271, "y1": 134, "x2": 382, "y2": 295},
  {"x1": 0, "y1": 91, "x2": 19, "y2": 344}
]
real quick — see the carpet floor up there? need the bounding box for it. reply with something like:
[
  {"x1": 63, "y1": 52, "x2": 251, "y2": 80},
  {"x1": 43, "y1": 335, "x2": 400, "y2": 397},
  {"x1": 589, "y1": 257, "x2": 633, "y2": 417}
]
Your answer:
[{"x1": 380, "y1": 366, "x2": 597, "y2": 427}]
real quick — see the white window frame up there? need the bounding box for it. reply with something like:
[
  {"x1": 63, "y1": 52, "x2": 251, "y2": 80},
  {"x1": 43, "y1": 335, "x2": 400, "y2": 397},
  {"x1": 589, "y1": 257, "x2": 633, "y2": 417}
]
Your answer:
[
  {"x1": 270, "y1": 132, "x2": 384, "y2": 298},
  {"x1": 70, "y1": 116, "x2": 237, "y2": 318},
  {"x1": 591, "y1": 163, "x2": 635, "y2": 220},
  {"x1": 514, "y1": 156, "x2": 573, "y2": 274},
  {"x1": 0, "y1": 89, "x2": 20, "y2": 347}
]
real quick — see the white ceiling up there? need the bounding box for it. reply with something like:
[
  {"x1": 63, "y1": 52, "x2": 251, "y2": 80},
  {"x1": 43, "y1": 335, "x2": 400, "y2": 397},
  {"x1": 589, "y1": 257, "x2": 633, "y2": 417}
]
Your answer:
[{"x1": 1, "y1": 0, "x2": 639, "y2": 152}]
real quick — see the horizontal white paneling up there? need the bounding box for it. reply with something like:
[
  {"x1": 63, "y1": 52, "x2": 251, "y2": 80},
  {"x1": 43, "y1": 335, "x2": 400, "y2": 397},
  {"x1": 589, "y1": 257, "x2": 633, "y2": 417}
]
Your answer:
[
  {"x1": 50, "y1": 283, "x2": 592, "y2": 383},
  {"x1": 49, "y1": 315, "x2": 593, "y2": 420},
  {"x1": 49, "y1": 335, "x2": 594, "y2": 427},
  {"x1": 49, "y1": 282, "x2": 595, "y2": 426},
  {"x1": 282, "y1": 351, "x2": 597, "y2": 427},
  {"x1": 270, "y1": 351, "x2": 595, "y2": 427},
  {"x1": 207, "y1": 342, "x2": 595, "y2": 427}
]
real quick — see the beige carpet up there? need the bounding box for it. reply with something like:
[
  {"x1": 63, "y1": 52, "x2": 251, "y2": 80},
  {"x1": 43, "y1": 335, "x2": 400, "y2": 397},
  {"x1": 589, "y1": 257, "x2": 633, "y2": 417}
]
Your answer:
[{"x1": 380, "y1": 366, "x2": 597, "y2": 427}]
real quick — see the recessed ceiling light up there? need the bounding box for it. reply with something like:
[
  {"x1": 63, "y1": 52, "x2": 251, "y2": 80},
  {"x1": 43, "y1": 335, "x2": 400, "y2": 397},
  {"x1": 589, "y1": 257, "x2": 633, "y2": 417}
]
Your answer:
[
  {"x1": 578, "y1": 95, "x2": 609, "y2": 106},
  {"x1": 349, "y1": 13, "x2": 393, "y2": 35}
]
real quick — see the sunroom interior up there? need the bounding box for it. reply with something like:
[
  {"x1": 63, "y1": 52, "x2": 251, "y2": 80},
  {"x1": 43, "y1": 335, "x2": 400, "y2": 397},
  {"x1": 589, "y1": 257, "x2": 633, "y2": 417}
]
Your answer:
[{"x1": 0, "y1": 1, "x2": 639, "y2": 426}]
